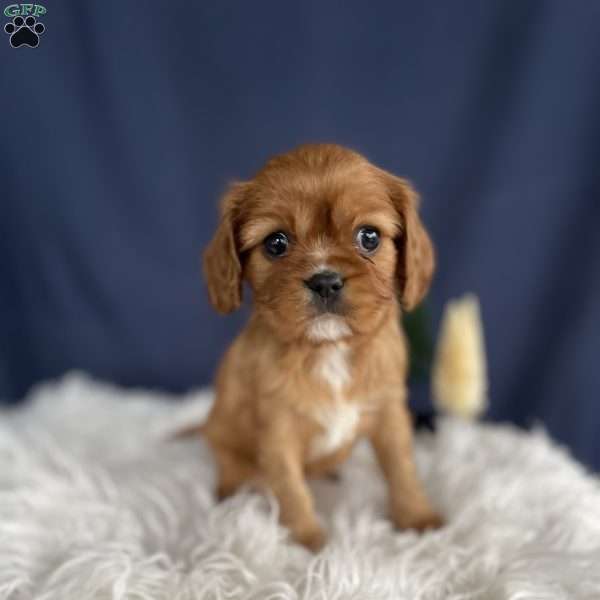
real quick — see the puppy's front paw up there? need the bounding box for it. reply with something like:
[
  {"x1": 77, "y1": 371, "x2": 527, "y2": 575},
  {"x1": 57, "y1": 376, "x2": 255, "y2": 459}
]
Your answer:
[
  {"x1": 294, "y1": 523, "x2": 327, "y2": 552},
  {"x1": 392, "y1": 505, "x2": 444, "y2": 532}
]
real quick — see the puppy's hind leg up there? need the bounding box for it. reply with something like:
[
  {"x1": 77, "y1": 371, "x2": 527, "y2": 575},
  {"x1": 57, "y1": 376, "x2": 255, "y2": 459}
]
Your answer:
[
  {"x1": 213, "y1": 445, "x2": 258, "y2": 501},
  {"x1": 305, "y1": 443, "x2": 354, "y2": 481}
]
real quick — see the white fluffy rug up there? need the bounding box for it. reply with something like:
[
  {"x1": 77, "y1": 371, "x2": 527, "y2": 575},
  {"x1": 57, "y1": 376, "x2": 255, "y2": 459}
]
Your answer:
[{"x1": 1, "y1": 374, "x2": 600, "y2": 599}]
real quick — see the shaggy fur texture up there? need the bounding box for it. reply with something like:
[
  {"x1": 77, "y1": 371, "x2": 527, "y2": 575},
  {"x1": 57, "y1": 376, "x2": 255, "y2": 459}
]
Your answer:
[{"x1": 1, "y1": 373, "x2": 600, "y2": 599}]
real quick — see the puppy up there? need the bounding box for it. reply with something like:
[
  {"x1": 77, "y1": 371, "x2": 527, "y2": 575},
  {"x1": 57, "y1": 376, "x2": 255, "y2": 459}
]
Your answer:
[{"x1": 201, "y1": 143, "x2": 442, "y2": 550}]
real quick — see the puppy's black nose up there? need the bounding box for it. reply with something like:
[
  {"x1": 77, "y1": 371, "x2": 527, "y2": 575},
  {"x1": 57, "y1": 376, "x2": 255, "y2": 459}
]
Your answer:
[{"x1": 304, "y1": 271, "x2": 344, "y2": 300}]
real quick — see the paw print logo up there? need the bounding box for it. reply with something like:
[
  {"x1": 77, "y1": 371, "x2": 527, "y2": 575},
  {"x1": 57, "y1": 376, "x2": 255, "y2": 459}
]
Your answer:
[{"x1": 4, "y1": 15, "x2": 45, "y2": 48}]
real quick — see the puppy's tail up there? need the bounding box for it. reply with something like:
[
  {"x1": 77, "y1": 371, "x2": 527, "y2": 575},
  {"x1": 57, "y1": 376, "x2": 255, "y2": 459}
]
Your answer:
[
  {"x1": 168, "y1": 422, "x2": 206, "y2": 441},
  {"x1": 431, "y1": 294, "x2": 488, "y2": 420}
]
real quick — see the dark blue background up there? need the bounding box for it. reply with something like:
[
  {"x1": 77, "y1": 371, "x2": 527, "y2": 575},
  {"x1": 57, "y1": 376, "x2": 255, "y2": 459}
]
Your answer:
[{"x1": 1, "y1": 1, "x2": 599, "y2": 467}]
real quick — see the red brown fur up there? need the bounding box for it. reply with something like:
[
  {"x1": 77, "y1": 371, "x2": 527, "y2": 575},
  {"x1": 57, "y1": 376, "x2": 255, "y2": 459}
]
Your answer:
[{"x1": 200, "y1": 144, "x2": 442, "y2": 550}]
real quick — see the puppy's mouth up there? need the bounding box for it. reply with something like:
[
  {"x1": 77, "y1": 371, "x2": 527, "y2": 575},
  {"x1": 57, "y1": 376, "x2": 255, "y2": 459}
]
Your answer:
[
  {"x1": 305, "y1": 314, "x2": 351, "y2": 343},
  {"x1": 311, "y1": 295, "x2": 345, "y2": 316},
  {"x1": 303, "y1": 269, "x2": 351, "y2": 341}
]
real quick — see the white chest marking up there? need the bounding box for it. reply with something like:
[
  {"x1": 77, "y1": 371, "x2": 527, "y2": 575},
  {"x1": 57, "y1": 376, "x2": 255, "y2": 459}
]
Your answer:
[
  {"x1": 309, "y1": 403, "x2": 360, "y2": 460},
  {"x1": 309, "y1": 343, "x2": 358, "y2": 459},
  {"x1": 315, "y1": 343, "x2": 351, "y2": 391}
]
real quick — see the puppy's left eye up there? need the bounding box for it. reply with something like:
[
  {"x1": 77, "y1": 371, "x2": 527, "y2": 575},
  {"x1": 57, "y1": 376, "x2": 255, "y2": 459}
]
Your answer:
[
  {"x1": 355, "y1": 226, "x2": 380, "y2": 254},
  {"x1": 263, "y1": 231, "x2": 289, "y2": 257}
]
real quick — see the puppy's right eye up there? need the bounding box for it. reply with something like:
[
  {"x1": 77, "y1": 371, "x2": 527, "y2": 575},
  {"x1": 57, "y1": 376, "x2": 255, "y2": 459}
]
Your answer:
[
  {"x1": 355, "y1": 226, "x2": 380, "y2": 254},
  {"x1": 263, "y1": 232, "x2": 289, "y2": 257}
]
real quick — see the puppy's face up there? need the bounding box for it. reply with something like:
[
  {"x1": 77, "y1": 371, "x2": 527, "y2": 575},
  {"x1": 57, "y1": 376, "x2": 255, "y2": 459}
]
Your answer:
[{"x1": 204, "y1": 144, "x2": 434, "y2": 343}]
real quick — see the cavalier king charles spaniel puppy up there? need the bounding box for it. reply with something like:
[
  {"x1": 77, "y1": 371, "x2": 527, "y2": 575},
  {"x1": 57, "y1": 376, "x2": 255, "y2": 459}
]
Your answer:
[{"x1": 200, "y1": 143, "x2": 443, "y2": 550}]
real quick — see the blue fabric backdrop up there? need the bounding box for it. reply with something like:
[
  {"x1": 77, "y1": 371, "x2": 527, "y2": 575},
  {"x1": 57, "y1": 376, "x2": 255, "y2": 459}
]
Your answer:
[{"x1": 1, "y1": 1, "x2": 599, "y2": 467}]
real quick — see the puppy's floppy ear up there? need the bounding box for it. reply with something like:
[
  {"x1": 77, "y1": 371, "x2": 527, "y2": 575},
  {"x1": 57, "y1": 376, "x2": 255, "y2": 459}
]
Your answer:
[
  {"x1": 203, "y1": 182, "x2": 249, "y2": 314},
  {"x1": 383, "y1": 172, "x2": 435, "y2": 311}
]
